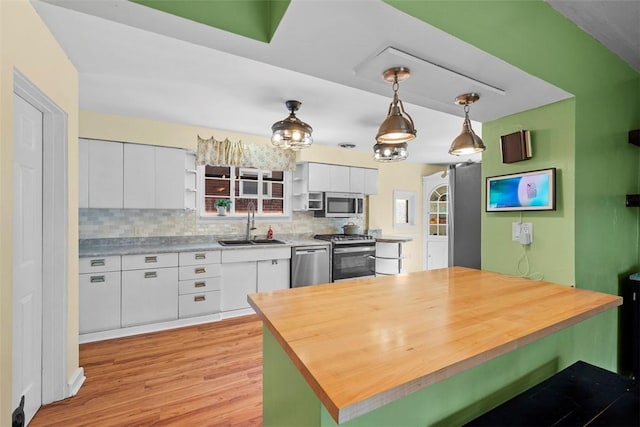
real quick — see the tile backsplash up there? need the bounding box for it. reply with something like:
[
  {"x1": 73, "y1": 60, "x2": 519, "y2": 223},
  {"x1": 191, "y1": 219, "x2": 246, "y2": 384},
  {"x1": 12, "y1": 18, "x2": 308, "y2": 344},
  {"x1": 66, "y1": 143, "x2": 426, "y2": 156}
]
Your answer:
[{"x1": 79, "y1": 209, "x2": 365, "y2": 240}]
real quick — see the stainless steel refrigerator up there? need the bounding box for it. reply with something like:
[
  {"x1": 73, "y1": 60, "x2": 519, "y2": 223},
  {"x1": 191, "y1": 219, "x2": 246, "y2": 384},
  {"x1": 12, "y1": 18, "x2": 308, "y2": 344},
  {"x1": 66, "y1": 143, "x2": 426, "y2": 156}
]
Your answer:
[{"x1": 447, "y1": 162, "x2": 481, "y2": 269}]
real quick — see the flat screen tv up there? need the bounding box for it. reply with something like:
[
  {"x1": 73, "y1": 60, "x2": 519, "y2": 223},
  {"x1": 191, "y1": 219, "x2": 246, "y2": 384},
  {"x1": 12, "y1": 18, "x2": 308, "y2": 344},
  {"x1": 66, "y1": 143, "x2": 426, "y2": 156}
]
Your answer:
[{"x1": 486, "y1": 168, "x2": 556, "y2": 212}]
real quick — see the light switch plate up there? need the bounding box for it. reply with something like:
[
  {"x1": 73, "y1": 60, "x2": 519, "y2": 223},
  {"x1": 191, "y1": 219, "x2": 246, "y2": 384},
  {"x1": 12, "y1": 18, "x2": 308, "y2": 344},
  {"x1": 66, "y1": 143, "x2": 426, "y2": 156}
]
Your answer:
[{"x1": 512, "y1": 222, "x2": 521, "y2": 241}]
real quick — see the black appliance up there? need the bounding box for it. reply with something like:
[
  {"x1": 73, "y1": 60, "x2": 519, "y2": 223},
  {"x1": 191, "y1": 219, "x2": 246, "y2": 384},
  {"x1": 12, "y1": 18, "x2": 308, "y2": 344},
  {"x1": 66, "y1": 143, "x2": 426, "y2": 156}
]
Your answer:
[{"x1": 314, "y1": 234, "x2": 375, "y2": 281}]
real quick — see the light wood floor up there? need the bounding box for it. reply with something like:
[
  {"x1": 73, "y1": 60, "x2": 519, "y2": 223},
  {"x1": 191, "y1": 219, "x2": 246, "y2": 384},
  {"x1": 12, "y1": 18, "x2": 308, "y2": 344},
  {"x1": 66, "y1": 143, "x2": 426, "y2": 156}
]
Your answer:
[{"x1": 31, "y1": 315, "x2": 263, "y2": 426}]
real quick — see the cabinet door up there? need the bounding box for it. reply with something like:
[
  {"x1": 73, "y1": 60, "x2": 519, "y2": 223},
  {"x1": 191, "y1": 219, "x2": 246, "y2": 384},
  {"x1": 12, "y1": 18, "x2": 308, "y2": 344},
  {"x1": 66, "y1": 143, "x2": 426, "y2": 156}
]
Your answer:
[
  {"x1": 364, "y1": 168, "x2": 379, "y2": 195},
  {"x1": 156, "y1": 147, "x2": 185, "y2": 209},
  {"x1": 124, "y1": 143, "x2": 155, "y2": 209},
  {"x1": 330, "y1": 165, "x2": 351, "y2": 192},
  {"x1": 426, "y1": 240, "x2": 448, "y2": 270},
  {"x1": 78, "y1": 139, "x2": 89, "y2": 208},
  {"x1": 79, "y1": 272, "x2": 121, "y2": 333},
  {"x1": 257, "y1": 259, "x2": 290, "y2": 292},
  {"x1": 221, "y1": 262, "x2": 257, "y2": 311},
  {"x1": 307, "y1": 163, "x2": 331, "y2": 192},
  {"x1": 349, "y1": 167, "x2": 365, "y2": 194},
  {"x1": 121, "y1": 267, "x2": 178, "y2": 327},
  {"x1": 88, "y1": 140, "x2": 123, "y2": 208}
]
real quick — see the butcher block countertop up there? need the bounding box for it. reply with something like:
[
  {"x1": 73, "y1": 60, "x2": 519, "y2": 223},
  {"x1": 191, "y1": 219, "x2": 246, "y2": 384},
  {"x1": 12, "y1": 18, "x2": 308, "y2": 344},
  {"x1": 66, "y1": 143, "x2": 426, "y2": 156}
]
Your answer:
[{"x1": 248, "y1": 267, "x2": 622, "y2": 424}]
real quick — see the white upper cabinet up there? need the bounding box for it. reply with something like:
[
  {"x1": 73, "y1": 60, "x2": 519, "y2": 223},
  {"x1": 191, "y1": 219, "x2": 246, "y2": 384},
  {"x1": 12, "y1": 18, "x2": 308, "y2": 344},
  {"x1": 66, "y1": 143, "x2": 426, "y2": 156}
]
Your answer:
[
  {"x1": 155, "y1": 146, "x2": 186, "y2": 209},
  {"x1": 307, "y1": 162, "x2": 331, "y2": 192},
  {"x1": 349, "y1": 167, "x2": 365, "y2": 194},
  {"x1": 78, "y1": 138, "x2": 89, "y2": 208},
  {"x1": 124, "y1": 143, "x2": 155, "y2": 208},
  {"x1": 296, "y1": 162, "x2": 378, "y2": 196},
  {"x1": 85, "y1": 139, "x2": 124, "y2": 208},
  {"x1": 81, "y1": 138, "x2": 189, "y2": 210},
  {"x1": 364, "y1": 168, "x2": 379, "y2": 195},
  {"x1": 330, "y1": 165, "x2": 351, "y2": 192}
]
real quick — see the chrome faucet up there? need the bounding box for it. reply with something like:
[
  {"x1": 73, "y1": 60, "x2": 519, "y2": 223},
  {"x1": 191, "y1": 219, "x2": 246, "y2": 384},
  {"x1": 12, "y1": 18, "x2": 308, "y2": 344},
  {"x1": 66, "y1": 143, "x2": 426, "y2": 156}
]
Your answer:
[{"x1": 246, "y1": 201, "x2": 257, "y2": 240}]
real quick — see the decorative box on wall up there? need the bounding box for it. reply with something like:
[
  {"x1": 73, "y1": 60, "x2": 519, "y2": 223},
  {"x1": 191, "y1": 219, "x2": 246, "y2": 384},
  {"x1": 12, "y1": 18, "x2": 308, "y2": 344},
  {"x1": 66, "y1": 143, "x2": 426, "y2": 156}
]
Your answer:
[
  {"x1": 500, "y1": 130, "x2": 532, "y2": 163},
  {"x1": 627, "y1": 130, "x2": 639, "y2": 207},
  {"x1": 629, "y1": 129, "x2": 640, "y2": 147}
]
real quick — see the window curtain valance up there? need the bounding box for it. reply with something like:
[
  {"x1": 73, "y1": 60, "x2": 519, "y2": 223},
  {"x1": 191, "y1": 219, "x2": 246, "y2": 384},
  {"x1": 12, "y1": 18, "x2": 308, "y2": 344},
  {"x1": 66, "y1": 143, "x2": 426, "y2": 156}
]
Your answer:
[{"x1": 196, "y1": 135, "x2": 296, "y2": 171}]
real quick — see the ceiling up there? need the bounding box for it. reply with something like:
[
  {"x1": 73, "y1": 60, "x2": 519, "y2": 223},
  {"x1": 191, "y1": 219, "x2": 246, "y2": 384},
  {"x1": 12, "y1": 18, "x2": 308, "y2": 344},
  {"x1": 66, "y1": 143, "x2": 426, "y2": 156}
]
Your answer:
[{"x1": 32, "y1": 0, "x2": 637, "y2": 165}]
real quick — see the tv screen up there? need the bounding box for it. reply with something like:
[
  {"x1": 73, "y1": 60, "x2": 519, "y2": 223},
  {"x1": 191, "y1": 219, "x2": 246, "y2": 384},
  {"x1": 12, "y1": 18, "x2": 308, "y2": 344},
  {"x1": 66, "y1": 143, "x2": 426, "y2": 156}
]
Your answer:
[{"x1": 486, "y1": 168, "x2": 556, "y2": 212}]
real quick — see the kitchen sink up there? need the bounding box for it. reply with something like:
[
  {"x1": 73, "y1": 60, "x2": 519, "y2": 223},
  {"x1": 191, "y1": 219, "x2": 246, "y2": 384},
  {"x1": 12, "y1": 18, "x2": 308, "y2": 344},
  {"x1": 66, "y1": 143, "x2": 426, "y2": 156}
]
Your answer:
[{"x1": 217, "y1": 239, "x2": 287, "y2": 246}]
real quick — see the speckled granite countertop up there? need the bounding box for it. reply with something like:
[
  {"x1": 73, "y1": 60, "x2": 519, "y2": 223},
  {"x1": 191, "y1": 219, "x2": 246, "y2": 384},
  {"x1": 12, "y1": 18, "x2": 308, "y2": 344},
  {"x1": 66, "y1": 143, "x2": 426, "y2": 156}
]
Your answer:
[
  {"x1": 375, "y1": 235, "x2": 413, "y2": 243},
  {"x1": 79, "y1": 235, "x2": 330, "y2": 257}
]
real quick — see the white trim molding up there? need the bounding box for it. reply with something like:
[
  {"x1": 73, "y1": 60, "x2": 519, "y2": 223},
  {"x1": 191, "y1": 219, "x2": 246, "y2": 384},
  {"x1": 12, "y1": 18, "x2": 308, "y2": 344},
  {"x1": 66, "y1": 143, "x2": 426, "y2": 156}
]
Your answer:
[
  {"x1": 67, "y1": 368, "x2": 85, "y2": 397},
  {"x1": 14, "y1": 69, "x2": 70, "y2": 404}
]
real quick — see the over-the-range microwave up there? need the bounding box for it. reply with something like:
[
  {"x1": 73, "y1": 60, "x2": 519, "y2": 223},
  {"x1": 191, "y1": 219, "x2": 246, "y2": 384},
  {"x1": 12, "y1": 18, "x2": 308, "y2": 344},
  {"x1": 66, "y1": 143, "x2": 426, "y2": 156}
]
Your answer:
[{"x1": 314, "y1": 192, "x2": 364, "y2": 218}]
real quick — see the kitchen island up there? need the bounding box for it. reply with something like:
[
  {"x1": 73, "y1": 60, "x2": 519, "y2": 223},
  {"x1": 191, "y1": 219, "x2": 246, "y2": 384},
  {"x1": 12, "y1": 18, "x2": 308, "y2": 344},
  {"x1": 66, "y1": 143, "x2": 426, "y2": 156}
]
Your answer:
[{"x1": 247, "y1": 267, "x2": 622, "y2": 426}]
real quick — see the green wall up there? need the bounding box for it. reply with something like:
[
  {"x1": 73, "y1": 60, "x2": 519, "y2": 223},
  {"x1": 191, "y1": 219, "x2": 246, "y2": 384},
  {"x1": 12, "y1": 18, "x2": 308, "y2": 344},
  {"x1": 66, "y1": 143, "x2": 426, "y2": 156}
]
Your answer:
[
  {"x1": 386, "y1": 0, "x2": 640, "y2": 371},
  {"x1": 261, "y1": 2, "x2": 639, "y2": 425},
  {"x1": 481, "y1": 100, "x2": 576, "y2": 284}
]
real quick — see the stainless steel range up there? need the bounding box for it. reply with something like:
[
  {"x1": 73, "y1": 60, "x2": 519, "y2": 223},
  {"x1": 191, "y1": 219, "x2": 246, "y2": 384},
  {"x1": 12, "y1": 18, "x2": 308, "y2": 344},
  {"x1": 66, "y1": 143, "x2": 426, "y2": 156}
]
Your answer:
[{"x1": 314, "y1": 234, "x2": 376, "y2": 282}]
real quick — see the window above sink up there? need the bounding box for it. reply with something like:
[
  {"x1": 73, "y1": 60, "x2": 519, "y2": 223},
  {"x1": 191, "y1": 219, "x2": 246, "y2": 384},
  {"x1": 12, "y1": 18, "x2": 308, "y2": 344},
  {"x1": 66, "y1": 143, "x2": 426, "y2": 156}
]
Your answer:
[{"x1": 198, "y1": 165, "x2": 292, "y2": 219}]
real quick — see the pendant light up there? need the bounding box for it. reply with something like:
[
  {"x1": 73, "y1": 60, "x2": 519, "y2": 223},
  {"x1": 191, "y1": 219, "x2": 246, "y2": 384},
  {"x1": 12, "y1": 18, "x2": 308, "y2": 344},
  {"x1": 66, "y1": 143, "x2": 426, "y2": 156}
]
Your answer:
[
  {"x1": 271, "y1": 100, "x2": 313, "y2": 150},
  {"x1": 375, "y1": 67, "x2": 417, "y2": 144},
  {"x1": 448, "y1": 93, "x2": 486, "y2": 155},
  {"x1": 373, "y1": 142, "x2": 408, "y2": 162}
]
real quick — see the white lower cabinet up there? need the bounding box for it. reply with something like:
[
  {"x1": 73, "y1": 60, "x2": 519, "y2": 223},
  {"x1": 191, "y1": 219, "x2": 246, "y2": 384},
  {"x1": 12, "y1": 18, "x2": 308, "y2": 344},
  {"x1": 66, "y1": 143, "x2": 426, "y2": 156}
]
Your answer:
[
  {"x1": 221, "y1": 247, "x2": 291, "y2": 311},
  {"x1": 178, "y1": 250, "x2": 222, "y2": 318},
  {"x1": 257, "y1": 259, "x2": 290, "y2": 292},
  {"x1": 121, "y1": 253, "x2": 179, "y2": 327},
  {"x1": 79, "y1": 255, "x2": 122, "y2": 334},
  {"x1": 79, "y1": 246, "x2": 291, "y2": 340},
  {"x1": 79, "y1": 271, "x2": 121, "y2": 334},
  {"x1": 221, "y1": 262, "x2": 258, "y2": 311}
]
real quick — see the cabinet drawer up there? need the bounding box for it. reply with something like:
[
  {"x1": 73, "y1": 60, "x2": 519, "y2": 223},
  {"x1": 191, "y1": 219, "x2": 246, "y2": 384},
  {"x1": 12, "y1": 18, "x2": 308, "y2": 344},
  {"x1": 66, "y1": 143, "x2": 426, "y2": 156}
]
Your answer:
[
  {"x1": 376, "y1": 242, "x2": 402, "y2": 258},
  {"x1": 79, "y1": 272, "x2": 121, "y2": 333},
  {"x1": 79, "y1": 255, "x2": 121, "y2": 274},
  {"x1": 179, "y1": 250, "x2": 221, "y2": 266},
  {"x1": 179, "y1": 277, "x2": 221, "y2": 295},
  {"x1": 121, "y1": 252, "x2": 178, "y2": 271},
  {"x1": 222, "y1": 247, "x2": 291, "y2": 263},
  {"x1": 178, "y1": 264, "x2": 221, "y2": 280},
  {"x1": 178, "y1": 291, "x2": 221, "y2": 318},
  {"x1": 121, "y1": 267, "x2": 178, "y2": 327}
]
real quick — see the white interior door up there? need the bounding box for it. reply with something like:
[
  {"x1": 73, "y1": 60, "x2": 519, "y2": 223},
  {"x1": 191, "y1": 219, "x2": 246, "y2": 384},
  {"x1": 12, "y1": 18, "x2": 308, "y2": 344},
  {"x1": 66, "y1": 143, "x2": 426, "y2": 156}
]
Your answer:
[
  {"x1": 422, "y1": 172, "x2": 449, "y2": 270},
  {"x1": 12, "y1": 93, "x2": 44, "y2": 424}
]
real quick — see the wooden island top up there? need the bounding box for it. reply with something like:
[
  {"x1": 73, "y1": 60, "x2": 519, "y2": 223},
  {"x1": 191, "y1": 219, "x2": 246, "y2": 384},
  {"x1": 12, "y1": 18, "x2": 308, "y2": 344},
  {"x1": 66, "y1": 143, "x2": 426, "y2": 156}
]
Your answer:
[{"x1": 247, "y1": 267, "x2": 622, "y2": 424}]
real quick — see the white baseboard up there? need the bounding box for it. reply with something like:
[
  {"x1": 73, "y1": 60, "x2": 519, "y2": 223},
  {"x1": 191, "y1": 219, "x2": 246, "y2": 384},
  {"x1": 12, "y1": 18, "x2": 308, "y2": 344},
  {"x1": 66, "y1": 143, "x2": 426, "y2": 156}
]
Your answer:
[
  {"x1": 220, "y1": 308, "x2": 256, "y2": 319},
  {"x1": 80, "y1": 313, "x2": 224, "y2": 343},
  {"x1": 79, "y1": 309, "x2": 258, "y2": 344},
  {"x1": 67, "y1": 367, "x2": 85, "y2": 397}
]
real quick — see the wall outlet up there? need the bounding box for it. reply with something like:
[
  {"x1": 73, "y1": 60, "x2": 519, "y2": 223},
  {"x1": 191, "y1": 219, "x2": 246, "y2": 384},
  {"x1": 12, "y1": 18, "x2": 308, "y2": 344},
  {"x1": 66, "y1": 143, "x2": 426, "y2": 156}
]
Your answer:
[{"x1": 512, "y1": 222, "x2": 533, "y2": 244}]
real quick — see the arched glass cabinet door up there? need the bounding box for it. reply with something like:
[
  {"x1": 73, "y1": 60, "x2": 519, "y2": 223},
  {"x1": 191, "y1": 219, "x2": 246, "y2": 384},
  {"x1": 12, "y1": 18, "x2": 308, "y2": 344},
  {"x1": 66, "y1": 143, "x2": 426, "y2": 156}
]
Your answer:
[{"x1": 428, "y1": 185, "x2": 448, "y2": 236}]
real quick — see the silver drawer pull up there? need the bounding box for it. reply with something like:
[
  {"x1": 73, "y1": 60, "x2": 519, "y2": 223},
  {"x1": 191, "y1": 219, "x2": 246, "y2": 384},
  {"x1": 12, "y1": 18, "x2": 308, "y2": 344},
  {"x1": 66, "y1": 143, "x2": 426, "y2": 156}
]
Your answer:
[
  {"x1": 144, "y1": 256, "x2": 158, "y2": 263},
  {"x1": 90, "y1": 275, "x2": 105, "y2": 283},
  {"x1": 194, "y1": 281, "x2": 206, "y2": 288},
  {"x1": 194, "y1": 295, "x2": 206, "y2": 302},
  {"x1": 195, "y1": 253, "x2": 206, "y2": 260},
  {"x1": 90, "y1": 259, "x2": 106, "y2": 267},
  {"x1": 144, "y1": 271, "x2": 157, "y2": 279},
  {"x1": 195, "y1": 267, "x2": 206, "y2": 274}
]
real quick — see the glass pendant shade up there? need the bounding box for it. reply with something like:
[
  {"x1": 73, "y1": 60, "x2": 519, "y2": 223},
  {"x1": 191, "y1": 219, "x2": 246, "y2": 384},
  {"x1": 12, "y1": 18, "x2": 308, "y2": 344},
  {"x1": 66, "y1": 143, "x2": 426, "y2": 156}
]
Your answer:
[
  {"x1": 448, "y1": 93, "x2": 485, "y2": 156},
  {"x1": 373, "y1": 142, "x2": 408, "y2": 162},
  {"x1": 271, "y1": 100, "x2": 313, "y2": 150}
]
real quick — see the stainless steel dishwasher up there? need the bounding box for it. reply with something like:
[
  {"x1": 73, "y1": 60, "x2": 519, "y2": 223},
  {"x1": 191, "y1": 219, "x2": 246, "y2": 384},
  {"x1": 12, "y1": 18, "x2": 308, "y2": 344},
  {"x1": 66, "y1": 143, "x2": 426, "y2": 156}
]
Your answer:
[{"x1": 291, "y1": 245, "x2": 331, "y2": 287}]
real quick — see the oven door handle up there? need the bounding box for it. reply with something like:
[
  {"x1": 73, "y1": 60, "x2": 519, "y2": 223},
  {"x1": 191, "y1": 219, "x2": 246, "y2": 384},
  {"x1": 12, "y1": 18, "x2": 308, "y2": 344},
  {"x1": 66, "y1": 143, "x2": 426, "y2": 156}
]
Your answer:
[{"x1": 333, "y1": 246, "x2": 375, "y2": 254}]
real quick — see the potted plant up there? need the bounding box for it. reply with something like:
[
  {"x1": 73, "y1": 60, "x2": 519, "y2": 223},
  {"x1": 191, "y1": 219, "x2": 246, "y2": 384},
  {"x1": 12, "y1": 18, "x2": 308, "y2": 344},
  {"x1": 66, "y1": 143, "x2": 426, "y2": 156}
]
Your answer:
[{"x1": 215, "y1": 199, "x2": 232, "y2": 216}]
